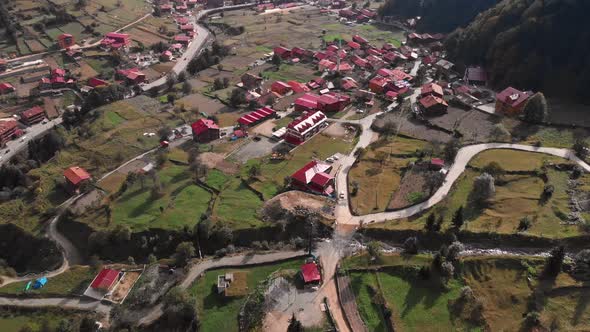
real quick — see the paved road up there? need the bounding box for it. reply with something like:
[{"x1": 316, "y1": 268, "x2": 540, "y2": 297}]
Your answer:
[
  {"x1": 138, "y1": 250, "x2": 305, "y2": 326},
  {"x1": 0, "y1": 117, "x2": 63, "y2": 166},
  {"x1": 141, "y1": 3, "x2": 255, "y2": 92},
  {"x1": 336, "y1": 143, "x2": 590, "y2": 225},
  {"x1": 0, "y1": 296, "x2": 110, "y2": 314}
]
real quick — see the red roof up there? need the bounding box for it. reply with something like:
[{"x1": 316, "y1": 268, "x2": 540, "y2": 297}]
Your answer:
[
  {"x1": 291, "y1": 160, "x2": 332, "y2": 184},
  {"x1": 419, "y1": 95, "x2": 448, "y2": 109},
  {"x1": 0, "y1": 120, "x2": 18, "y2": 136},
  {"x1": 237, "y1": 107, "x2": 276, "y2": 126},
  {"x1": 295, "y1": 93, "x2": 321, "y2": 110},
  {"x1": 90, "y1": 268, "x2": 119, "y2": 290},
  {"x1": 191, "y1": 118, "x2": 219, "y2": 135},
  {"x1": 287, "y1": 110, "x2": 327, "y2": 135},
  {"x1": 0, "y1": 82, "x2": 14, "y2": 92},
  {"x1": 180, "y1": 24, "x2": 194, "y2": 31},
  {"x1": 21, "y1": 106, "x2": 45, "y2": 119},
  {"x1": 301, "y1": 263, "x2": 321, "y2": 283},
  {"x1": 174, "y1": 35, "x2": 192, "y2": 42},
  {"x1": 496, "y1": 87, "x2": 533, "y2": 108},
  {"x1": 271, "y1": 80, "x2": 291, "y2": 93},
  {"x1": 63, "y1": 166, "x2": 91, "y2": 185},
  {"x1": 431, "y1": 158, "x2": 445, "y2": 166},
  {"x1": 287, "y1": 81, "x2": 309, "y2": 93},
  {"x1": 57, "y1": 33, "x2": 73, "y2": 40},
  {"x1": 352, "y1": 35, "x2": 368, "y2": 44},
  {"x1": 274, "y1": 46, "x2": 291, "y2": 56},
  {"x1": 88, "y1": 77, "x2": 108, "y2": 87},
  {"x1": 421, "y1": 83, "x2": 443, "y2": 96},
  {"x1": 347, "y1": 41, "x2": 361, "y2": 49}
]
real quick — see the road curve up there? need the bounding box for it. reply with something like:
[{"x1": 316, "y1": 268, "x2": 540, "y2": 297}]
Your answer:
[
  {"x1": 141, "y1": 3, "x2": 256, "y2": 92},
  {"x1": 138, "y1": 250, "x2": 306, "y2": 326},
  {"x1": 337, "y1": 143, "x2": 590, "y2": 225}
]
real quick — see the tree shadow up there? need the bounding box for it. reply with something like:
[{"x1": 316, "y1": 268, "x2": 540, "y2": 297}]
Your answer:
[
  {"x1": 401, "y1": 274, "x2": 443, "y2": 317},
  {"x1": 573, "y1": 281, "x2": 590, "y2": 325}
]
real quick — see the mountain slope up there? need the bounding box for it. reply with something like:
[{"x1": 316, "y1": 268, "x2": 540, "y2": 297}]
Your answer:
[
  {"x1": 378, "y1": 0, "x2": 500, "y2": 33},
  {"x1": 445, "y1": 0, "x2": 590, "y2": 101}
]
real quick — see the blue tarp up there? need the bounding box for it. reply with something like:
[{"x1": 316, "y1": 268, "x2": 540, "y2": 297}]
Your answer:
[{"x1": 33, "y1": 277, "x2": 47, "y2": 289}]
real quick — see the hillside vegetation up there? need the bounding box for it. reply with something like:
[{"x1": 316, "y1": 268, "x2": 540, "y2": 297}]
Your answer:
[
  {"x1": 445, "y1": 0, "x2": 590, "y2": 101},
  {"x1": 378, "y1": 0, "x2": 500, "y2": 33}
]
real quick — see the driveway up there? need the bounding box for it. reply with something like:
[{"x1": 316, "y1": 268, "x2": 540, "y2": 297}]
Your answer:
[{"x1": 229, "y1": 137, "x2": 281, "y2": 163}]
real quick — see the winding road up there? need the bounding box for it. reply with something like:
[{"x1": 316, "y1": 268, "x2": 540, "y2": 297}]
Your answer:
[{"x1": 137, "y1": 250, "x2": 306, "y2": 326}]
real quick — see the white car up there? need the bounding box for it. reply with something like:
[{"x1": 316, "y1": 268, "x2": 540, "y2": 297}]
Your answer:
[
  {"x1": 332, "y1": 155, "x2": 339, "y2": 160},
  {"x1": 20, "y1": 136, "x2": 27, "y2": 142},
  {"x1": 325, "y1": 157, "x2": 334, "y2": 163},
  {"x1": 339, "y1": 192, "x2": 345, "y2": 199}
]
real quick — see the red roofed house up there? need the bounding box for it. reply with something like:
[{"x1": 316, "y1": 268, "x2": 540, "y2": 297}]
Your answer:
[
  {"x1": 352, "y1": 35, "x2": 368, "y2": 45},
  {"x1": 63, "y1": 166, "x2": 91, "y2": 194},
  {"x1": 88, "y1": 77, "x2": 109, "y2": 88},
  {"x1": 339, "y1": 9, "x2": 356, "y2": 18},
  {"x1": 180, "y1": 24, "x2": 194, "y2": 33},
  {"x1": 383, "y1": 52, "x2": 397, "y2": 64},
  {"x1": 332, "y1": 62, "x2": 353, "y2": 73},
  {"x1": 160, "y1": 3, "x2": 173, "y2": 12},
  {"x1": 419, "y1": 95, "x2": 448, "y2": 116},
  {"x1": 287, "y1": 81, "x2": 309, "y2": 93},
  {"x1": 161, "y1": 50, "x2": 173, "y2": 61},
  {"x1": 495, "y1": 87, "x2": 533, "y2": 116},
  {"x1": 290, "y1": 160, "x2": 334, "y2": 196},
  {"x1": 300, "y1": 262, "x2": 321, "y2": 285},
  {"x1": 347, "y1": 41, "x2": 361, "y2": 50},
  {"x1": 294, "y1": 93, "x2": 321, "y2": 112},
  {"x1": 369, "y1": 76, "x2": 390, "y2": 94},
  {"x1": 274, "y1": 46, "x2": 291, "y2": 59},
  {"x1": 191, "y1": 118, "x2": 220, "y2": 143},
  {"x1": 341, "y1": 77, "x2": 358, "y2": 91},
  {"x1": 57, "y1": 33, "x2": 75, "y2": 49},
  {"x1": 237, "y1": 106, "x2": 276, "y2": 128},
  {"x1": 420, "y1": 83, "x2": 444, "y2": 98},
  {"x1": 241, "y1": 73, "x2": 263, "y2": 90},
  {"x1": 176, "y1": 3, "x2": 188, "y2": 12},
  {"x1": 116, "y1": 68, "x2": 146, "y2": 85},
  {"x1": 174, "y1": 35, "x2": 192, "y2": 46},
  {"x1": 318, "y1": 59, "x2": 335, "y2": 71},
  {"x1": 0, "y1": 82, "x2": 15, "y2": 94},
  {"x1": 391, "y1": 69, "x2": 413, "y2": 82},
  {"x1": 20, "y1": 106, "x2": 46, "y2": 125},
  {"x1": 430, "y1": 158, "x2": 445, "y2": 170},
  {"x1": 271, "y1": 81, "x2": 292, "y2": 95},
  {"x1": 0, "y1": 120, "x2": 18, "y2": 147},
  {"x1": 83, "y1": 268, "x2": 121, "y2": 300},
  {"x1": 100, "y1": 32, "x2": 130, "y2": 51},
  {"x1": 318, "y1": 93, "x2": 351, "y2": 112},
  {"x1": 285, "y1": 110, "x2": 327, "y2": 145}
]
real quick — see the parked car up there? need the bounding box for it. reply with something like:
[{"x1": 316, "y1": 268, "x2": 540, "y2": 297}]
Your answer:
[{"x1": 339, "y1": 192, "x2": 345, "y2": 199}]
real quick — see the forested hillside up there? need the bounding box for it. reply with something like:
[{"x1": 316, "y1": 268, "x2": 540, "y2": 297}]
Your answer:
[
  {"x1": 377, "y1": 0, "x2": 500, "y2": 33},
  {"x1": 445, "y1": 0, "x2": 590, "y2": 101}
]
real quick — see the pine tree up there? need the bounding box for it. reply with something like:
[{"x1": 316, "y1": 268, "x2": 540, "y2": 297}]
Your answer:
[{"x1": 452, "y1": 206, "x2": 464, "y2": 229}]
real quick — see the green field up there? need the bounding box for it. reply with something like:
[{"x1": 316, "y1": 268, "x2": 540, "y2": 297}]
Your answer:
[
  {"x1": 261, "y1": 64, "x2": 317, "y2": 83},
  {"x1": 351, "y1": 271, "x2": 466, "y2": 332},
  {"x1": 0, "y1": 266, "x2": 94, "y2": 296},
  {"x1": 371, "y1": 149, "x2": 585, "y2": 238},
  {"x1": 243, "y1": 133, "x2": 355, "y2": 199},
  {"x1": 0, "y1": 308, "x2": 93, "y2": 332},
  {"x1": 213, "y1": 177, "x2": 264, "y2": 229},
  {"x1": 0, "y1": 97, "x2": 176, "y2": 233},
  {"x1": 189, "y1": 259, "x2": 301, "y2": 332},
  {"x1": 89, "y1": 164, "x2": 212, "y2": 231},
  {"x1": 470, "y1": 149, "x2": 567, "y2": 172},
  {"x1": 349, "y1": 136, "x2": 426, "y2": 214},
  {"x1": 346, "y1": 254, "x2": 590, "y2": 332},
  {"x1": 206, "y1": 169, "x2": 231, "y2": 191}
]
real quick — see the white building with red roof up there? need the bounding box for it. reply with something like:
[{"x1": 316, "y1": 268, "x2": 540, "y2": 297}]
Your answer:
[
  {"x1": 290, "y1": 160, "x2": 334, "y2": 196},
  {"x1": 284, "y1": 110, "x2": 327, "y2": 145}
]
